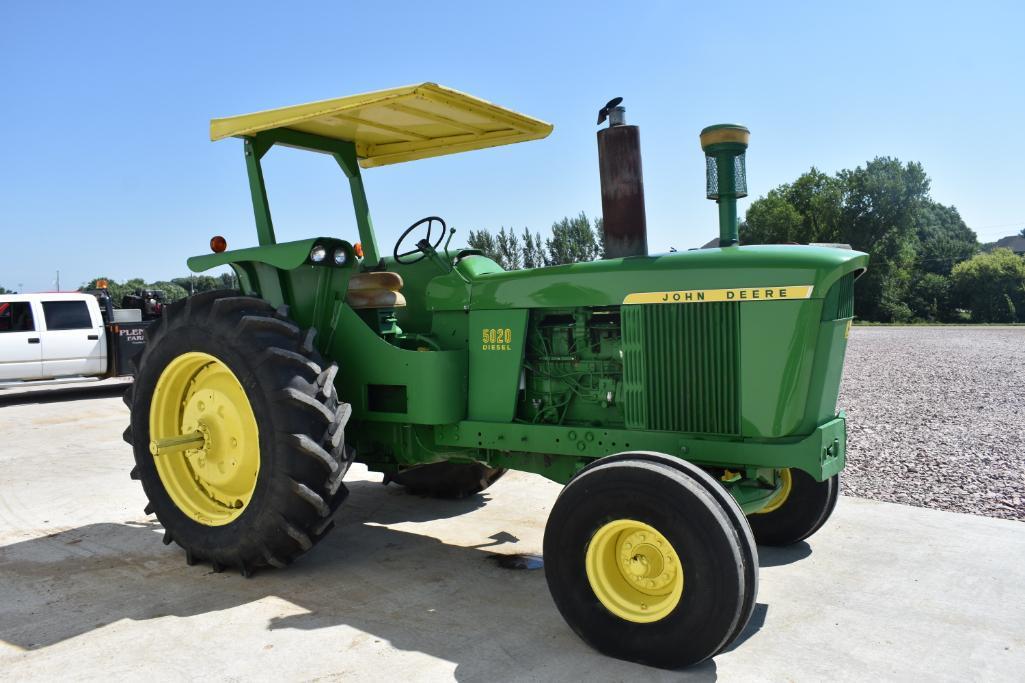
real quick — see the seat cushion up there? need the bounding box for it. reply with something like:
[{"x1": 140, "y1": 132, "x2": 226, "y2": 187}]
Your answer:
[
  {"x1": 347, "y1": 288, "x2": 407, "y2": 309},
  {"x1": 348, "y1": 271, "x2": 404, "y2": 292}
]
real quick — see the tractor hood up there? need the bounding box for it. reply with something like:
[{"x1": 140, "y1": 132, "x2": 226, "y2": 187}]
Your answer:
[{"x1": 463, "y1": 245, "x2": 868, "y2": 310}]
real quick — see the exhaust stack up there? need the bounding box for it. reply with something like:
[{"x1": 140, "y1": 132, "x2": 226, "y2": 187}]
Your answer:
[
  {"x1": 700, "y1": 124, "x2": 750, "y2": 247},
  {"x1": 597, "y1": 98, "x2": 648, "y2": 258}
]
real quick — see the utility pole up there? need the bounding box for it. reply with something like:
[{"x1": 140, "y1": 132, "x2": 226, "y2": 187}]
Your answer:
[{"x1": 56, "y1": 270, "x2": 60, "y2": 291}]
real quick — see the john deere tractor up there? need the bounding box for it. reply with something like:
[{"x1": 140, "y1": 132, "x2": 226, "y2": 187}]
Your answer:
[{"x1": 124, "y1": 83, "x2": 867, "y2": 668}]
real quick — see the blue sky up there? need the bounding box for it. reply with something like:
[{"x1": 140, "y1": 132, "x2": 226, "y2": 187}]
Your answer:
[{"x1": 2, "y1": 1, "x2": 1023, "y2": 292}]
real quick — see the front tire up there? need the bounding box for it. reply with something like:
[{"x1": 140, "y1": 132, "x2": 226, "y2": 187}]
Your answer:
[
  {"x1": 124, "y1": 291, "x2": 352, "y2": 575},
  {"x1": 543, "y1": 458, "x2": 753, "y2": 669},
  {"x1": 747, "y1": 468, "x2": 839, "y2": 546}
]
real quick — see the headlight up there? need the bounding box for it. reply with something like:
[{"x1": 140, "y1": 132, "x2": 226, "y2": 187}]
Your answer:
[
  {"x1": 333, "y1": 248, "x2": 348, "y2": 266},
  {"x1": 309, "y1": 244, "x2": 327, "y2": 263}
]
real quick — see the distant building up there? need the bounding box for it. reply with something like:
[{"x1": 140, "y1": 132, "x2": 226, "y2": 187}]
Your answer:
[{"x1": 985, "y1": 234, "x2": 1025, "y2": 254}]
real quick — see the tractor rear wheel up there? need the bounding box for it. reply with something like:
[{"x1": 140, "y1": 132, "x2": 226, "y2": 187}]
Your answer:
[
  {"x1": 124, "y1": 290, "x2": 353, "y2": 576},
  {"x1": 747, "y1": 468, "x2": 839, "y2": 546},
  {"x1": 388, "y1": 462, "x2": 506, "y2": 498},
  {"x1": 543, "y1": 457, "x2": 754, "y2": 669}
]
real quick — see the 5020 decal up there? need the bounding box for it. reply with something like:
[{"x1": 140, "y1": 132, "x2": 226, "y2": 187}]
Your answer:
[{"x1": 481, "y1": 328, "x2": 513, "y2": 351}]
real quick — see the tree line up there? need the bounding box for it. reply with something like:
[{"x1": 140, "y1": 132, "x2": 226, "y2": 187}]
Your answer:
[
  {"x1": 740, "y1": 157, "x2": 1024, "y2": 322},
  {"x1": 465, "y1": 212, "x2": 606, "y2": 270},
  {"x1": 465, "y1": 158, "x2": 1025, "y2": 323},
  {"x1": 64, "y1": 161, "x2": 1023, "y2": 324},
  {"x1": 78, "y1": 273, "x2": 237, "y2": 305}
]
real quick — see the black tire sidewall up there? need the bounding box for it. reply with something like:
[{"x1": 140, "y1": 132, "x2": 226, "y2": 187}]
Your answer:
[
  {"x1": 748, "y1": 469, "x2": 838, "y2": 546},
  {"x1": 544, "y1": 461, "x2": 745, "y2": 669},
  {"x1": 577, "y1": 451, "x2": 758, "y2": 648},
  {"x1": 132, "y1": 317, "x2": 298, "y2": 560}
]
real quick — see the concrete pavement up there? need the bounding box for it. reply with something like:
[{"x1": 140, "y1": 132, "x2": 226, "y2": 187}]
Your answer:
[{"x1": 1, "y1": 380, "x2": 1023, "y2": 681}]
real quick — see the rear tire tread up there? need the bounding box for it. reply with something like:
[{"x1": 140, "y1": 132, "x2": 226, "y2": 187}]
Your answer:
[{"x1": 125, "y1": 289, "x2": 351, "y2": 577}]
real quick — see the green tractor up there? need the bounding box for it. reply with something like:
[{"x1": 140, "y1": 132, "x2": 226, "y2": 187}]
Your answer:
[{"x1": 124, "y1": 83, "x2": 866, "y2": 668}]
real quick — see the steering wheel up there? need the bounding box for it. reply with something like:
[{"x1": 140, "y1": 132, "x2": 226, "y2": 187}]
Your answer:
[{"x1": 394, "y1": 216, "x2": 447, "y2": 264}]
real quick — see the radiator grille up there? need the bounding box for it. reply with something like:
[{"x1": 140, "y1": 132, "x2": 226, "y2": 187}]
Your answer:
[
  {"x1": 822, "y1": 273, "x2": 855, "y2": 320},
  {"x1": 622, "y1": 303, "x2": 741, "y2": 435}
]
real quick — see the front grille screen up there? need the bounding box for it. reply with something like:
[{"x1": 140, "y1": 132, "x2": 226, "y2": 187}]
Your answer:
[{"x1": 622, "y1": 302, "x2": 741, "y2": 434}]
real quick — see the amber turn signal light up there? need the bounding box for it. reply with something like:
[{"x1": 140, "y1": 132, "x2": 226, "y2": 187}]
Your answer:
[
  {"x1": 353, "y1": 242, "x2": 364, "y2": 258},
  {"x1": 210, "y1": 235, "x2": 227, "y2": 253}
]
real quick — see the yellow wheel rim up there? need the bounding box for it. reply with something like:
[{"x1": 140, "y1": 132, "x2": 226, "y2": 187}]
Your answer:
[
  {"x1": 148, "y1": 351, "x2": 259, "y2": 526},
  {"x1": 585, "y1": 519, "x2": 684, "y2": 623},
  {"x1": 755, "y1": 468, "x2": 792, "y2": 515}
]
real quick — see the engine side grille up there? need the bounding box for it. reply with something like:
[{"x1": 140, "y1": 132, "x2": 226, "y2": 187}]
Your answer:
[
  {"x1": 622, "y1": 303, "x2": 741, "y2": 435},
  {"x1": 821, "y1": 272, "x2": 855, "y2": 320}
]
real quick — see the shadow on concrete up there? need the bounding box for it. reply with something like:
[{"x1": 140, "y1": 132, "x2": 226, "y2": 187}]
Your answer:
[
  {"x1": 720, "y1": 603, "x2": 768, "y2": 654},
  {"x1": 0, "y1": 479, "x2": 717, "y2": 680},
  {"x1": 0, "y1": 381, "x2": 129, "y2": 407},
  {"x1": 757, "y1": 541, "x2": 812, "y2": 567},
  {"x1": 345, "y1": 479, "x2": 491, "y2": 524}
]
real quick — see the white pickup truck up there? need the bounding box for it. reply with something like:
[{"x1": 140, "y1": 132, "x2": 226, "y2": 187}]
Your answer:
[{"x1": 0, "y1": 292, "x2": 150, "y2": 385}]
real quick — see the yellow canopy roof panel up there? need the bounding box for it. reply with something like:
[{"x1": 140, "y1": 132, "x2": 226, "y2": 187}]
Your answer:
[{"x1": 210, "y1": 83, "x2": 554, "y2": 168}]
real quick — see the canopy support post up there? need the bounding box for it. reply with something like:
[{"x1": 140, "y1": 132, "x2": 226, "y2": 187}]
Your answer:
[
  {"x1": 334, "y1": 145, "x2": 382, "y2": 269},
  {"x1": 244, "y1": 137, "x2": 276, "y2": 246}
]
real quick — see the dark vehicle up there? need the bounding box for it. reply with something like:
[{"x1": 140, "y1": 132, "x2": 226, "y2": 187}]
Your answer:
[{"x1": 121, "y1": 289, "x2": 166, "y2": 320}]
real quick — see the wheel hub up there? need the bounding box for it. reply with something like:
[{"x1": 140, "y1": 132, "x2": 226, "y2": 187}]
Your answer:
[
  {"x1": 149, "y1": 352, "x2": 260, "y2": 526},
  {"x1": 586, "y1": 519, "x2": 684, "y2": 623},
  {"x1": 755, "y1": 468, "x2": 793, "y2": 515}
]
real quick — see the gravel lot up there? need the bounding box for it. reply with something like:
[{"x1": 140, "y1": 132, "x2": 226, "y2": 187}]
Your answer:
[{"x1": 840, "y1": 326, "x2": 1025, "y2": 522}]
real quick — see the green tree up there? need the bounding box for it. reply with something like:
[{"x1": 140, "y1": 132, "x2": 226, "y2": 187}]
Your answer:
[
  {"x1": 787, "y1": 169, "x2": 845, "y2": 243},
  {"x1": 80, "y1": 277, "x2": 188, "y2": 306},
  {"x1": 171, "y1": 275, "x2": 219, "y2": 294},
  {"x1": 740, "y1": 190, "x2": 803, "y2": 244},
  {"x1": 836, "y1": 158, "x2": 929, "y2": 321},
  {"x1": 467, "y1": 214, "x2": 602, "y2": 270},
  {"x1": 521, "y1": 227, "x2": 544, "y2": 268},
  {"x1": 915, "y1": 202, "x2": 978, "y2": 276},
  {"x1": 217, "y1": 272, "x2": 237, "y2": 289},
  {"x1": 740, "y1": 169, "x2": 842, "y2": 245},
  {"x1": 594, "y1": 217, "x2": 606, "y2": 259},
  {"x1": 906, "y1": 272, "x2": 953, "y2": 322},
  {"x1": 150, "y1": 281, "x2": 189, "y2": 302},
  {"x1": 466, "y1": 229, "x2": 499, "y2": 262},
  {"x1": 950, "y1": 248, "x2": 1025, "y2": 322},
  {"x1": 546, "y1": 212, "x2": 600, "y2": 265},
  {"x1": 495, "y1": 227, "x2": 522, "y2": 270},
  {"x1": 0, "y1": 286, "x2": 16, "y2": 294},
  {"x1": 742, "y1": 157, "x2": 978, "y2": 322}
]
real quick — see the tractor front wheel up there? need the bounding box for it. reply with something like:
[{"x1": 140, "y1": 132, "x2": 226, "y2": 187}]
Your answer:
[
  {"x1": 543, "y1": 457, "x2": 755, "y2": 669},
  {"x1": 388, "y1": 462, "x2": 506, "y2": 498},
  {"x1": 124, "y1": 291, "x2": 353, "y2": 575},
  {"x1": 747, "y1": 468, "x2": 839, "y2": 546}
]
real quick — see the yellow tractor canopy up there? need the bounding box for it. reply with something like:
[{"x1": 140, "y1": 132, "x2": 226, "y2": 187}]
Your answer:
[{"x1": 210, "y1": 83, "x2": 554, "y2": 168}]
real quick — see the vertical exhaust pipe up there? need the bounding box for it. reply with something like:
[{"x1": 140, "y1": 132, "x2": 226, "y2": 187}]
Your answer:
[
  {"x1": 597, "y1": 98, "x2": 648, "y2": 258},
  {"x1": 700, "y1": 124, "x2": 750, "y2": 247}
]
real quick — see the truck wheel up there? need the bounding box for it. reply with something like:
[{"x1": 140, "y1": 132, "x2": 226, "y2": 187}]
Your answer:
[
  {"x1": 544, "y1": 458, "x2": 752, "y2": 669},
  {"x1": 388, "y1": 462, "x2": 506, "y2": 498},
  {"x1": 123, "y1": 291, "x2": 353, "y2": 576},
  {"x1": 747, "y1": 468, "x2": 839, "y2": 546}
]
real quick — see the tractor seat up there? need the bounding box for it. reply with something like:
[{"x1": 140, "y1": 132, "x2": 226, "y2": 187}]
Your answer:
[{"x1": 346, "y1": 271, "x2": 406, "y2": 309}]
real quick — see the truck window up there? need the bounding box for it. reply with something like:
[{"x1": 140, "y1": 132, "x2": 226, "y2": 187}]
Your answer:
[
  {"x1": 0, "y1": 302, "x2": 35, "y2": 332},
  {"x1": 42, "y1": 300, "x2": 94, "y2": 330}
]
